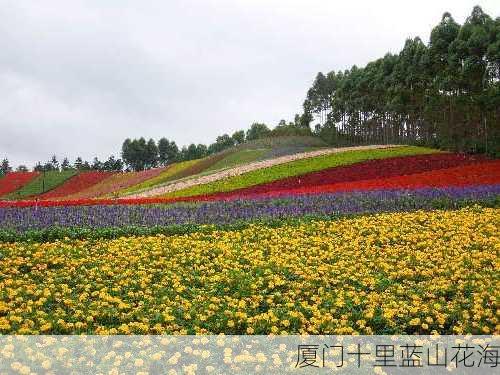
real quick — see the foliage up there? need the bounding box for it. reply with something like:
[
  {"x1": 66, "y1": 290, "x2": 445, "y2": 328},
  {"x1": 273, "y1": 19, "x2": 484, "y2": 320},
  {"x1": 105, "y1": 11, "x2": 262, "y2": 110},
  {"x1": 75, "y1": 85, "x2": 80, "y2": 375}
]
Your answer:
[
  {"x1": 246, "y1": 123, "x2": 271, "y2": 141},
  {"x1": 208, "y1": 134, "x2": 235, "y2": 154},
  {"x1": 304, "y1": 7, "x2": 500, "y2": 156},
  {"x1": 0, "y1": 158, "x2": 12, "y2": 177},
  {"x1": 179, "y1": 144, "x2": 208, "y2": 161},
  {"x1": 270, "y1": 120, "x2": 313, "y2": 137},
  {"x1": 100, "y1": 156, "x2": 124, "y2": 171},
  {"x1": 231, "y1": 130, "x2": 245, "y2": 145},
  {"x1": 121, "y1": 138, "x2": 159, "y2": 171},
  {"x1": 0, "y1": 207, "x2": 497, "y2": 334},
  {"x1": 158, "y1": 138, "x2": 179, "y2": 165}
]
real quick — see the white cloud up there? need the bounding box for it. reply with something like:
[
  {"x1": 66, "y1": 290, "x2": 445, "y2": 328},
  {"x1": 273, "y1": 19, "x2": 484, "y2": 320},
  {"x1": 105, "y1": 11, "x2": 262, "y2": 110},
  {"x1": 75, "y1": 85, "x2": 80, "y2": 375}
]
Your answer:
[{"x1": 0, "y1": 0, "x2": 498, "y2": 167}]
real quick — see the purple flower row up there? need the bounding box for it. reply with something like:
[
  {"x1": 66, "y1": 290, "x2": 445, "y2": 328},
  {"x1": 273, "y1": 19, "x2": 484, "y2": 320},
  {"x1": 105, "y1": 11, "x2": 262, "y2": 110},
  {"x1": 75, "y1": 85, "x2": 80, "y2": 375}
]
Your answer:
[{"x1": 0, "y1": 185, "x2": 498, "y2": 232}]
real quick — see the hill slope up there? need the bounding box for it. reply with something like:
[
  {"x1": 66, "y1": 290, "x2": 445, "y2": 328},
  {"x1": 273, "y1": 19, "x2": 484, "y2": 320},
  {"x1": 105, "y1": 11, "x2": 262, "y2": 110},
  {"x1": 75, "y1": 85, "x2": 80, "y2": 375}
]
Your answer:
[
  {"x1": 3, "y1": 170, "x2": 76, "y2": 199},
  {"x1": 129, "y1": 145, "x2": 434, "y2": 199},
  {"x1": 0, "y1": 172, "x2": 40, "y2": 198}
]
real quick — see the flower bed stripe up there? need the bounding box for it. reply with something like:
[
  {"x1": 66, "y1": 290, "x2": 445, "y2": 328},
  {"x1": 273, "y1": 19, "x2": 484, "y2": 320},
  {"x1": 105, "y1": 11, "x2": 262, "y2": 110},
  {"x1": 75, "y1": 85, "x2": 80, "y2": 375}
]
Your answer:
[
  {"x1": 0, "y1": 172, "x2": 40, "y2": 197},
  {"x1": 246, "y1": 160, "x2": 500, "y2": 200},
  {"x1": 38, "y1": 171, "x2": 116, "y2": 200},
  {"x1": 1, "y1": 185, "x2": 498, "y2": 231},
  {"x1": 61, "y1": 167, "x2": 169, "y2": 199},
  {"x1": 188, "y1": 153, "x2": 488, "y2": 201},
  {"x1": 0, "y1": 207, "x2": 497, "y2": 334},
  {"x1": 2, "y1": 170, "x2": 77, "y2": 200},
  {"x1": 111, "y1": 160, "x2": 198, "y2": 196},
  {"x1": 2, "y1": 155, "x2": 497, "y2": 208},
  {"x1": 151, "y1": 145, "x2": 434, "y2": 199}
]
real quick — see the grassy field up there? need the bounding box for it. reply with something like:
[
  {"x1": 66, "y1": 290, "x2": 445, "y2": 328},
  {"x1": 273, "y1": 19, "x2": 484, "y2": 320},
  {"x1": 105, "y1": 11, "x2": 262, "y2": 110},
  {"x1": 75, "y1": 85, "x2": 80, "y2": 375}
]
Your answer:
[
  {"x1": 162, "y1": 146, "x2": 439, "y2": 198},
  {"x1": 4, "y1": 170, "x2": 77, "y2": 199}
]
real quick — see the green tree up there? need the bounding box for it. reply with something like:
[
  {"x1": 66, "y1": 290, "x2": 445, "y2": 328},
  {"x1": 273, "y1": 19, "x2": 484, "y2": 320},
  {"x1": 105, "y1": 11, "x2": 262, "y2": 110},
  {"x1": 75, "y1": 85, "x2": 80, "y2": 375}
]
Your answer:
[
  {"x1": 145, "y1": 139, "x2": 159, "y2": 169},
  {"x1": 74, "y1": 157, "x2": 84, "y2": 170},
  {"x1": 61, "y1": 157, "x2": 72, "y2": 171},
  {"x1": 246, "y1": 123, "x2": 271, "y2": 141},
  {"x1": 50, "y1": 155, "x2": 59, "y2": 171},
  {"x1": 208, "y1": 134, "x2": 235, "y2": 154},
  {"x1": 102, "y1": 155, "x2": 123, "y2": 171},
  {"x1": 158, "y1": 138, "x2": 179, "y2": 165},
  {"x1": 0, "y1": 158, "x2": 11, "y2": 176},
  {"x1": 121, "y1": 138, "x2": 152, "y2": 171},
  {"x1": 16, "y1": 165, "x2": 28, "y2": 172},
  {"x1": 231, "y1": 130, "x2": 245, "y2": 145},
  {"x1": 33, "y1": 162, "x2": 44, "y2": 172},
  {"x1": 303, "y1": 7, "x2": 499, "y2": 156}
]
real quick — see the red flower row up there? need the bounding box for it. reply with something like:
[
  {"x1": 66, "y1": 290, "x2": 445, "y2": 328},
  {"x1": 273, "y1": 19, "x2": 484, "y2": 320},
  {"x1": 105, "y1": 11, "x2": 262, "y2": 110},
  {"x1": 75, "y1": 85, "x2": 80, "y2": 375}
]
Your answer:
[
  {"x1": 198, "y1": 153, "x2": 489, "y2": 200},
  {"x1": 219, "y1": 160, "x2": 500, "y2": 200},
  {"x1": 39, "y1": 171, "x2": 116, "y2": 199},
  {"x1": 0, "y1": 172, "x2": 40, "y2": 197}
]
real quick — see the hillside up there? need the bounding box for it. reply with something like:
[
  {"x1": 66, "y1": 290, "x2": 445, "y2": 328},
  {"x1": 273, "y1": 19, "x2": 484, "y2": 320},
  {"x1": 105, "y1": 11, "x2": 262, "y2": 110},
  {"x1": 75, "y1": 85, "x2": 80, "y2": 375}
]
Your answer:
[
  {"x1": 1, "y1": 141, "x2": 497, "y2": 207},
  {"x1": 0, "y1": 136, "x2": 327, "y2": 201},
  {"x1": 0, "y1": 172, "x2": 40, "y2": 197},
  {"x1": 68, "y1": 136, "x2": 330, "y2": 199},
  {"x1": 3, "y1": 170, "x2": 76, "y2": 199}
]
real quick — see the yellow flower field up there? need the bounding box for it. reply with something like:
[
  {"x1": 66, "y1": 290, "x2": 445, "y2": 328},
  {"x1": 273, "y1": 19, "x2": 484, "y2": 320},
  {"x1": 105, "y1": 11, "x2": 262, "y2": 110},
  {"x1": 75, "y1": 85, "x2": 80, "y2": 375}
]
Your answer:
[{"x1": 0, "y1": 207, "x2": 498, "y2": 335}]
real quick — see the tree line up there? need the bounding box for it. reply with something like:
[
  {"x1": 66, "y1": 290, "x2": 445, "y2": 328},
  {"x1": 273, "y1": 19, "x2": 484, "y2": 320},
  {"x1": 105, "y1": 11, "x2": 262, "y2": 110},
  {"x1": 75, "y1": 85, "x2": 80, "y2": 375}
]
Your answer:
[
  {"x1": 0, "y1": 155, "x2": 124, "y2": 177},
  {"x1": 303, "y1": 6, "x2": 499, "y2": 156},
  {"x1": 120, "y1": 119, "x2": 310, "y2": 171}
]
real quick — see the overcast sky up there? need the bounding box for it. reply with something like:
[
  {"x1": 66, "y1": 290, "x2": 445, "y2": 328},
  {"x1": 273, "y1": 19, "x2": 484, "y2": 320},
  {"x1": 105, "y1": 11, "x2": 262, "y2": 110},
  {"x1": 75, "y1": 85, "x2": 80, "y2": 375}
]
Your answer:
[{"x1": 1, "y1": 0, "x2": 498, "y2": 167}]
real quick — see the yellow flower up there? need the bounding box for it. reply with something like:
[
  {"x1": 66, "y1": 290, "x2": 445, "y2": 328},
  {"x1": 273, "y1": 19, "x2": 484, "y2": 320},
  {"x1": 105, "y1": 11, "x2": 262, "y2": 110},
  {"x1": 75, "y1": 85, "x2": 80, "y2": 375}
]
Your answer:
[
  {"x1": 409, "y1": 318, "x2": 421, "y2": 326},
  {"x1": 0, "y1": 207, "x2": 496, "y2": 335}
]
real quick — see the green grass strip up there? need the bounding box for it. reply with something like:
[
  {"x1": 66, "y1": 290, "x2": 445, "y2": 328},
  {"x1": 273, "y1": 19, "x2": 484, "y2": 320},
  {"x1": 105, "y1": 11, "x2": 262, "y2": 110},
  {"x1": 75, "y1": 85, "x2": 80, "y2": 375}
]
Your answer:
[
  {"x1": 4, "y1": 170, "x2": 77, "y2": 199},
  {"x1": 162, "y1": 146, "x2": 440, "y2": 198}
]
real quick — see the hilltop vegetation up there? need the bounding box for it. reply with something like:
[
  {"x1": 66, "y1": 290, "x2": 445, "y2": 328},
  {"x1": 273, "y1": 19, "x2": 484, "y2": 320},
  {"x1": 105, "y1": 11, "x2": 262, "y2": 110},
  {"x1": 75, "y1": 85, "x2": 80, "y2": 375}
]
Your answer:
[{"x1": 304, "y1": 6, "x2": 500, "y2": 156}]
